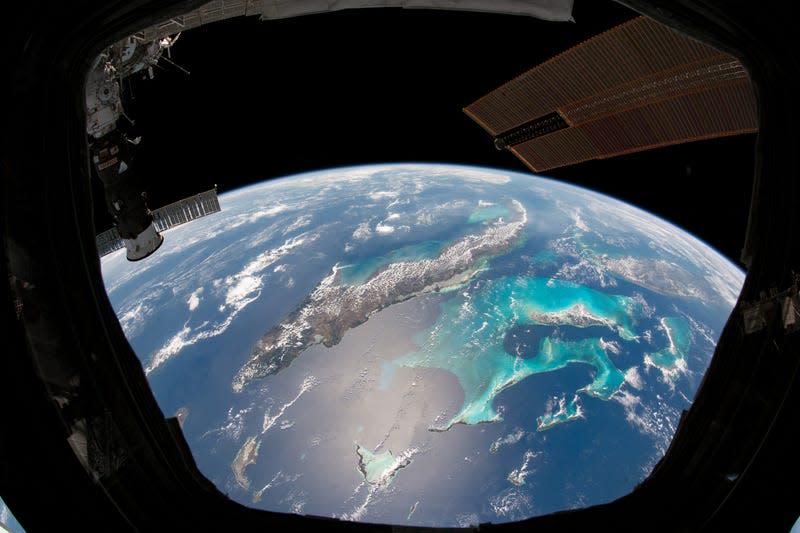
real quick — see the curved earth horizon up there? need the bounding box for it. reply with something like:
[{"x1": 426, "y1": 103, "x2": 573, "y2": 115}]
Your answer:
[{"x1": 101, "y1": 163, "x2": 743, "y2": 527}]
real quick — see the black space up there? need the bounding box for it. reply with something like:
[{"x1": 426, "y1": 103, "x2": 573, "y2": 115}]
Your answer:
[{"x1": 101, "y1": 0, "x2": 755, "y2": 267}]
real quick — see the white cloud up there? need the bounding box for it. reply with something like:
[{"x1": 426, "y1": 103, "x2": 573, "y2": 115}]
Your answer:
[
  {"x1": 283, "y1": 214, "x2": 313, "y2": 234},
  {"x1": 456, "y1": 513, "x2": 480, "y2": 528},
  {"x1": 222, "y1": 204, "x2": 293, "y2": 234},
  {"x1": 489, "y1": 427, "x2": 526, "y2": 454},
  {"x1": 624, "y1": 366, "x2": 644, "y2": 390},
  {"x1": 187, "y1": 287, "x2": 204, "y2": 311},
  {"x1": 375, "y1": 223, "x2": 395, "y2": 235},
  {"x1": 251, "y1": 203, "x2": 291, "y2": 221},
  {"x1": 612, "y1": 389, "x2": 680, "y2": 455},
  {"x1": 582, "y1": 192, "x2": 744, "y2": 306},
  {"x1": 410, "y1": 165, "x2": 511, "y2": 184},
  {"x1": 507, "y1": 450, "x2": 540, "y2": 486},
  {"x1": 263, "y1": 375, "x2": 319, "y2": 434},
  {"x1": 202, "y1": 404, "x2": 254, "y2": 442},
  {"x1": 147, "y1": 324, "x2": 192, "y2": 374},
  {"x1": 117, "y1": 300, "x2": 152, "y2": 339},
  {"x1": 233, "y1": 234, "x2": 310, "y2": 282},
  {"x1": 352, "y1": 222, "x2": 372, "y2": 241},
  {"x1": 416, "y1": 212, "x2": 435, "y2": 226},
  {"x1": 489, "y1": 487, "x2": 532, "y2": 519},
  {"x1": 218, "y1": 234, "x2": 312, "y2": 314},
  {"x1": 145, "y1": 235, "x2": 314, "y2": 375},
  {"x1": 386, "y1": 197, "x2": 409, "y2": 209},
  {"x1": 600, "y1": 337, "x2": 622, "y2": 355},
  {"x1": 221, "y1": 275, "x2": 260, "y2": 311},
  {"x1": 369, "y1": 190, "x2": 399, "y2": 201},
  {"x1": 570, "y1": 207, "x2": 590, "y2": 231},
  {"x1": 253, "y1": 471, "x2": 303, "y2": 503}
]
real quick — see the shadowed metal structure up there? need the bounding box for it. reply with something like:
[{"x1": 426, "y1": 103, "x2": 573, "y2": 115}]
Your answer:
[
  {"x1": 133, "y1": 0, "x2": 575, "y2": 43},
  {"x1": 465, "y1": 16, "x2": 758, "y2": 172},
  {"x1": 2, "y1": 0, "x2": 799, "y2": 532}
]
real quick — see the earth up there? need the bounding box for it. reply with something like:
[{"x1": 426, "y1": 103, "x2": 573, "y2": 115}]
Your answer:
[{"x1": 100, "y1": 163, "x2": 744, "y2": 527}]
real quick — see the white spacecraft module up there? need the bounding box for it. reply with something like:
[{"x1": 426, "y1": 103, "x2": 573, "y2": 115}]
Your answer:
[{"x1": 96, "y1": 188, "x2": 221, "y2": 258}]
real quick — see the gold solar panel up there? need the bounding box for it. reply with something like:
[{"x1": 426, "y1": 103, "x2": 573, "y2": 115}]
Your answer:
[{"x1": 464, "y1": 16, "x2": 758, "y2": 172}]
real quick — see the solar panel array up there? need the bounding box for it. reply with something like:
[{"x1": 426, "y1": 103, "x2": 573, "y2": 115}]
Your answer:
[
  {"x1": 96, "y1": 188, "x2": 221, "y2": 258},
  {"x1": 464, "y1": 16, "x2": 758, "y2": 172}
]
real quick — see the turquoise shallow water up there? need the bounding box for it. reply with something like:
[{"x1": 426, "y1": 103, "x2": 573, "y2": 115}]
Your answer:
[
  {"x1": 390, "y1": 276, "x2": 634, "y2": 430},
  {"x1": 356, "y1": 445, "x2": 398, "y2": 484},
  {"x1": 340, "y1": 240, "x2": 445, "y2": 285},
  {"x1": 511, "y1": 277, "x2": 640, "y2": 340},
  {"x1": 355, "y1": 444, "x2": 410, "y2": 487},
  {"x1": 468, "y1": 204, "x2": 510, "y2": 224},
  {"x1": 648, "y1": 316, "x2": 691, "y2": 370}
]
